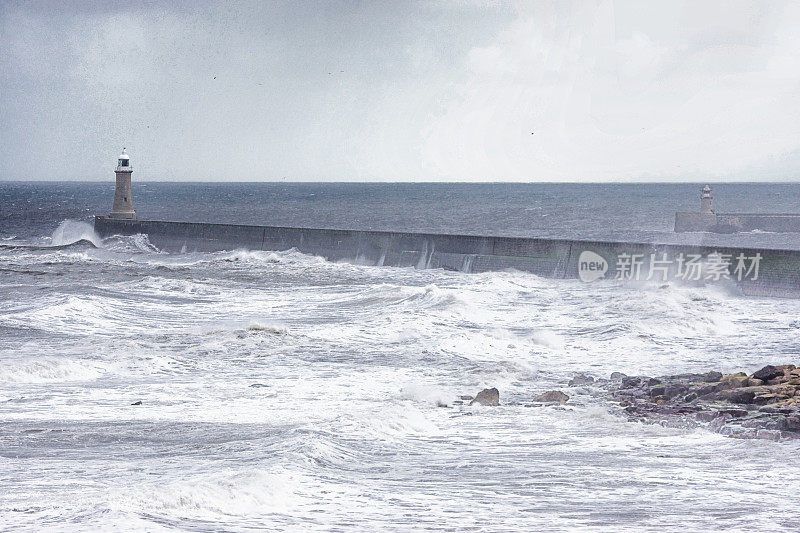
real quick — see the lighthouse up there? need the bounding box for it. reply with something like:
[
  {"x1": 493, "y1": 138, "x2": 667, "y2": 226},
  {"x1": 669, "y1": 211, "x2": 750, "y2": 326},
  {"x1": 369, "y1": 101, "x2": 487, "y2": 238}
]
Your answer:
[
  {"x1": 700, "y1": 185, "x2": 713, "y2": 214},
  {"x1": 110, "y1": 148, "x2": 136, "y2": 219}
]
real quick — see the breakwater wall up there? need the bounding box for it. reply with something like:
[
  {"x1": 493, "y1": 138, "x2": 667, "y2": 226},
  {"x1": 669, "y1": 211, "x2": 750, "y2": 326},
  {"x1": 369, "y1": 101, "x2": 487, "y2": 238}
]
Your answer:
[
  {"x1": 675, "y1": 211, "x2": 800, "y2": 233},
  {"x1": 95, "y1": 216, "x2": 800, "y2": 298}
]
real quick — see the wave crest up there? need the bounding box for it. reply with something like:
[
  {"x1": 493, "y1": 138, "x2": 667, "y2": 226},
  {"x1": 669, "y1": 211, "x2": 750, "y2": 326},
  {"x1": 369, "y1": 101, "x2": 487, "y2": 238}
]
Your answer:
[
  {"x1": 51, "y1": 220, "x2": 102, "y2": 247},
  {"x1": 102, "y1": 233, "x2": 161, "y2": 253}
]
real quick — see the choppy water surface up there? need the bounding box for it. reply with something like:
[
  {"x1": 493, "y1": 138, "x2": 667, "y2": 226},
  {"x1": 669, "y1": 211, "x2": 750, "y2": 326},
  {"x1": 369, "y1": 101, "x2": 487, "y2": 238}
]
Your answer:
[{"x1": 1, "y1": 184, "x2": 800, "y2": 531}]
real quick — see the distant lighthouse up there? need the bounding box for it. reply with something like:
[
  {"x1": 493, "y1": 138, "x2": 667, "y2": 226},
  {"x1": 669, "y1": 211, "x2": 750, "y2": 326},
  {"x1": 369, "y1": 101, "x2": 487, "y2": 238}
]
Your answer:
[
  {"x1": 110, "y1": 148, "x2": 136, "y2": 219},
  {"x1": 700, "y1": 185, "x2": 713, "y2": 214}
]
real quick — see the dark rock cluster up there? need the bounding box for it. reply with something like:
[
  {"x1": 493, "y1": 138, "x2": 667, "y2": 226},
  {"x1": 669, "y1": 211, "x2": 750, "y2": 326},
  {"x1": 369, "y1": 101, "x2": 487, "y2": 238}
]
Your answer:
[
  {"x1": 454, "y1": 387, "x2": 571, "y2": 407},
  {"x1": 450, "y1": 366, "x2": 800, "y2": 441},
  {"x1": 587, "y1": 364, "x2": 800, "y2": 441}
]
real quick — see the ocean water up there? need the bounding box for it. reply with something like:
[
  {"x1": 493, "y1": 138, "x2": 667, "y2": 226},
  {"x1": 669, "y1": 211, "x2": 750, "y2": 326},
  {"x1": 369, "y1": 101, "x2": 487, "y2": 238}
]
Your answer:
[{"x1": 1, "y1": 182, "x2": 800, "y2": 531}]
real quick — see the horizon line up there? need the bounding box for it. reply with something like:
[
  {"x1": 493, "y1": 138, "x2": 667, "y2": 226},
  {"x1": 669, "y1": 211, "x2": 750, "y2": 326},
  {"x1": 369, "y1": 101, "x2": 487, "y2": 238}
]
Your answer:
[{"x1": 3, "y1": 179, "x2": 800, "y2": 185}]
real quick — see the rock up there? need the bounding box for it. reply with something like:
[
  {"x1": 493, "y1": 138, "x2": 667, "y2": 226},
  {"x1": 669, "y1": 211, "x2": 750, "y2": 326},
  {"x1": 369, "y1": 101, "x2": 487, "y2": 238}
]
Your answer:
[
  {"x1": 533, "y1": 390, "x2": 569, "y2": 404},
  {"x1": 721, "y1": 374, "x2": 750, "y2": 389},
  {"x1": 708, "y1": 415, "x2": 732, "y2": 431},
  {"x1": 250, "y1": 383, "x2": 268, "y2": 388},
  {"x1": 751, "y1": 365, "x2": 783, "y2": 382},
  {"x1": 664, "y1": 384, "x2": 688, "y2": 399},
  {"x1": 718, "y1": 408, "x2": 748, "y2": 418},
  {"x1": 568, "y1": 374, "x2": 595, "y2": 387},
  {"x1": 753, "y1": 393, "x2": 780, "y2": 405},
  {"x1": 695, "y1": 384, "x2": 722, "y2": 397},
  {"x1": 775, "y1": 397, "x2": 800, "y2": 408},
  {"x1": 696, "y1": 411, "x2": 722, "y2": 422},
  {"x1": 436, "y1": 400, "x2": 449, "y2": 408},
  {"x1": 718, "y1": 389, "x2": 756, "y2": 404},
  {"x1": 764, "y1": 418, "x2": 786, "y2": 431},
  {"x1": 668, "y1": 373, "x2": 706, "y2": 383},
  {"x1": 459, "y1": 395, "x2": 474, "y2": 401},
  {"x1": 784, "y1": 416, "x2": 800, "y2": 431},
  {"x1": 621, "y1": 377, "x2": 641, "y2": 389},
  {"x1": 131, "y1": 401, "x2": 142, "y2": 406},
  {"x1": 595, "y1": 365, "x2": 800, "y2": 441},
  {"x1": 702, "y1": 371, "x2": 723, "y2": 382},
  {"x1": 610, "y1": 372, "x2": 628, "y2": 380},
  {"x1": 734, "y1": 385, "x2": 795, "y2": 405},
  {"x1": 756, "y1": 429, "x2": 784, "y2": 441},
  {"x1": 469, "y1": 388, "x2": 499, "y2": 406}
]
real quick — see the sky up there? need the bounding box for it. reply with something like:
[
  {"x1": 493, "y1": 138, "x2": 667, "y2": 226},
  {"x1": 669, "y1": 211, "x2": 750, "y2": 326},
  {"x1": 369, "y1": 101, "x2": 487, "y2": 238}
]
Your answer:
[{"x1": 2, "y1": 0, "x2": 800, "y2": 182}]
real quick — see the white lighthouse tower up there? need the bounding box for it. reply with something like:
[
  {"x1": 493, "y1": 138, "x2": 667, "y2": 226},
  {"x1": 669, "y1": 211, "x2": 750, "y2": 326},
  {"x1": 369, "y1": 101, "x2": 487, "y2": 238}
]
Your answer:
[
  {"x1": 110, "y1": 148, "x2": 136, "y2": 219},
  {"x1": 700, "y1": 185, "x2": 713, "y2": 214}
]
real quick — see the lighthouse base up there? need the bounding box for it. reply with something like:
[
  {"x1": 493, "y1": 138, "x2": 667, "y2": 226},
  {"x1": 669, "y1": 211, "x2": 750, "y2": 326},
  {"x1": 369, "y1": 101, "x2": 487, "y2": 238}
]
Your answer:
[{"x1": 109, "y1": 210, "x2": 136, "y2": 220}]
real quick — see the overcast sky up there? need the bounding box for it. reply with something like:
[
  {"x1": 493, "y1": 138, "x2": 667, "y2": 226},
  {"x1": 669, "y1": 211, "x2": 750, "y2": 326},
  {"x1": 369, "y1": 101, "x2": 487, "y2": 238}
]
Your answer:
[{"x1": 2, "y1": 0, "x2": 800, "y2": 182}]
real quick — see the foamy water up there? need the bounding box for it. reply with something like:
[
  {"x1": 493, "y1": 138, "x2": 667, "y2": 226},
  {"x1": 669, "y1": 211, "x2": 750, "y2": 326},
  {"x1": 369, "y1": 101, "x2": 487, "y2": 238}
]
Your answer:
[{"x1": 1, "y1": 221, "x2": 800, "y2": 531}]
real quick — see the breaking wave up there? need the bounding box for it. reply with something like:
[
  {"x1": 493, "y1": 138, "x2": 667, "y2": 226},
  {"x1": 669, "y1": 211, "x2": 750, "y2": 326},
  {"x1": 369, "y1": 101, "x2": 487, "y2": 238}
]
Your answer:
[
  {"x1": 50, "y1": 220, "x2": 102, "y2": 247},
  {"x1": 102, "y1": 233, "x2": 161, "y2": 253},
  {"x1": 0, "y1": 357, "x2": 108, "y2": 384}
]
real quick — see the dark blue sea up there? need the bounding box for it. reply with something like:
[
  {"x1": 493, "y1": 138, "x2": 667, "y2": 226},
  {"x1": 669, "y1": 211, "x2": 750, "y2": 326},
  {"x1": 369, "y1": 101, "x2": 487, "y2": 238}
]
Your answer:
[{"x1": 5, "y1": 181, "x2": 800, "y2": 248}]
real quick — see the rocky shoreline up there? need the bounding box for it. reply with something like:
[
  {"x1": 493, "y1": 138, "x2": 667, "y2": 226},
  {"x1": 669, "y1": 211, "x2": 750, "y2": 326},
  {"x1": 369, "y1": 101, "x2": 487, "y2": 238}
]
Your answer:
[
  {"x1": 462, "y1": 364, "x2": 800, "y2": 441},
  {"x1": 594, "y1": 364, "x2": 800, "y2": 441}
]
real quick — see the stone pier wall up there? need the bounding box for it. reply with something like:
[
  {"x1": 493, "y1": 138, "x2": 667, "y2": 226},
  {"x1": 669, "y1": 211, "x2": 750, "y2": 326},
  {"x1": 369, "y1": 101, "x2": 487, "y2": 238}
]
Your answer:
[
  {"x1": 675, "y1": 212, "x2": 800, "y2": 233},
  {"x1": 95, "y1": 216, "x2": 800, "y2": 298}
]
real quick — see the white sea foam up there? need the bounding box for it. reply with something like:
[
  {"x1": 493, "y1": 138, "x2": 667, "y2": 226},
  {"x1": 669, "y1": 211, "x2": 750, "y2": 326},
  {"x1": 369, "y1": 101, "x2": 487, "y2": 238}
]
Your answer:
[
  {"x1": 3, "y1": 227, "x2": 800, "y2": 531},
  {"x1": 112, "y1": 469, "x2": 306, "y2": 519},
  {"x1": 102, "y1": 233, "x2": 161, "y2": 253},
  {"x1": 0, "y1": 356, "x2": 108, "y2": 384},
  {"x1": 529, "y1": 329, "x2": 565, "y2": 349}
]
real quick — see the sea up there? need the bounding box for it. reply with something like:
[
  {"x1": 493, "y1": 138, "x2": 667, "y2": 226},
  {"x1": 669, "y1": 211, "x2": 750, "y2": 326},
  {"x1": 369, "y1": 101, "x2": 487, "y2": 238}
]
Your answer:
[{"x1": 1, "y1": 182, "x2": 800, "y2": 531}]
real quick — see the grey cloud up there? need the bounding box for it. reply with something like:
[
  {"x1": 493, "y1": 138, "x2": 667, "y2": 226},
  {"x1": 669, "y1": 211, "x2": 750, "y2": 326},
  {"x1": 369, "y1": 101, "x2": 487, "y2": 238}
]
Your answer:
[{"x1": 1, "y1": 1, "x2": 798, "y2": 182}]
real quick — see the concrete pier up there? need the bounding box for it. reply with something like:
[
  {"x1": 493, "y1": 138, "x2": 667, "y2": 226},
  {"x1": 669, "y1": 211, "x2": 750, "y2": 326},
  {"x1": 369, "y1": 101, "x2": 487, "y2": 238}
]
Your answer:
[
  {"x1": 675, "y1": 212, "x2": 800, "y2": 233},
  {"x1": 675, "y1": 185, "x2": 800, "y2": 233},
  {"x1": 95, "y1": 216, "x2": 800, "y2": 298}
]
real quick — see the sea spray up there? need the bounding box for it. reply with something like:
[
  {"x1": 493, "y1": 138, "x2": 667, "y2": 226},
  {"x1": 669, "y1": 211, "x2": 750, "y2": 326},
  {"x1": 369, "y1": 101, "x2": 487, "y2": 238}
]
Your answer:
[{"x1": 50, "y1": 220, "x2": 102, "y2": 247}]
